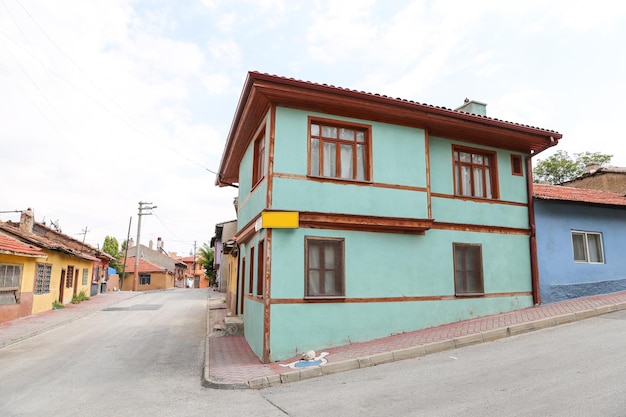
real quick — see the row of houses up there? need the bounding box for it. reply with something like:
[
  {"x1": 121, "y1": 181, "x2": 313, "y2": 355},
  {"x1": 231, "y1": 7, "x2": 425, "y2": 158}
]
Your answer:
[
  {"x1": 211, "y1": 71, "x2": 626, "y2": 363},
  {"x1": 0, "y1": 212, "x2": 210, "y2": 324},
  {"x1": 0, "y1": 209, "x2": 113, "y2": 323}
]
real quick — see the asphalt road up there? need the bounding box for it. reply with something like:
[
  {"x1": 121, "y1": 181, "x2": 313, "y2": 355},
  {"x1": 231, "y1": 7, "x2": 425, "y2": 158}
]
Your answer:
[{"x1": 1, "y1": 289, "x2": 625, "y2": 417}]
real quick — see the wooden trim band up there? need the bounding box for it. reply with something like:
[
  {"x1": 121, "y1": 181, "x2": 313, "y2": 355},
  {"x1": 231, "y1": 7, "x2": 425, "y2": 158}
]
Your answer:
[
  {"x1": 299, "y1": 212, "x2": 433, "y2": 235},
  {"x1": 269, "y1": 292, "x2": 532, "y2": 304}
]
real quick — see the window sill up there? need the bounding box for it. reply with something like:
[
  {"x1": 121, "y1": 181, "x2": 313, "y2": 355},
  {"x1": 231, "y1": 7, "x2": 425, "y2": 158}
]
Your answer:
[
  {"x1": 453, "y1": 194, "x2": 499, "y2": 202},
  {"x1": 306, "y1": 175, "x2": 372, "y2": 185},
  {"x1": 455, "y1": 293, "x2": 485, "y2": 298},
  {"x1": 304, "y1": 296, "x2": 346, "y2": 302}
]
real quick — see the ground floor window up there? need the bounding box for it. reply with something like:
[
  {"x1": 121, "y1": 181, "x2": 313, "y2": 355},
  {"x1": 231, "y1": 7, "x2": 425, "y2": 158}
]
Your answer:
[
  {"x1": 572, "y1": 231, "x2": 604, "y2": 263},
  {"x1": 140, "y1": 274, "x2": 151, "y2": 285},
  {"x1": 453, "y1": 243, "x2": 484, "y2": 296},
  {"x1": 305, "y1": 237, "x2": 344, "y2": 298},
  {"x1": 0, "y1": 263, "x2": 22, "y2": 305},
  {"x1": 35, "y1": 263, "x2": 52, "y2": 295},
  {"x1": 82, "y1": 268, "x2": 89, "y2": 285},
  {"x1": 66, "y1": 265, "x2": 74, "y2": 288}
]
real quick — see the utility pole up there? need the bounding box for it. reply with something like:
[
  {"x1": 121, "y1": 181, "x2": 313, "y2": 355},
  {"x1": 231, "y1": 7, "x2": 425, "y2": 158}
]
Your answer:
[
  {"x1": 80, "y1": 226, "x2": 90, "y2": 251},
  {"x1": 133, "y1": 201, "x2": 157, "y2": 291},
  {"x1": 192, "y1": 241, "x2": 197, "y2": 289}
]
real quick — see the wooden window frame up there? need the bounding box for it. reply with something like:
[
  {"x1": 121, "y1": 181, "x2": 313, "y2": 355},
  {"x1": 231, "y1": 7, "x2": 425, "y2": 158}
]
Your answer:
[
  {"x1": 66, "y1": 265, "x2": 74, "y2": 288},
  {"x1": 511, "y1": 154, "x2": 523, "y2": 176},
  {"x1": 252, "y1": 127, "x2": 266, "y2": 188},
  {"x1": 256, "y1": 240, "x2": 264, "y2": 297},
  {"x1": 240, "y1": 257, "x2": 246, "y2": 314},
  {"x1": 453, "y1": 243, "x2": 484, "y2": 296},
  {"x1": 571, "y1": 231, "x2": 605, "y2": 264},
  {"x1": 304, "y1": 237, "x2": 345, "y2": 299},
  {"x1": 308, "y1": 117, "x2": 371, "y2": 182},
  {"x1": 453, "y1": 145, "x2": 499, "y2": 199},
  {"x1": 248, "y1": 246, "x2": 255, "y2": 295},
  {"x1": 34, "y1": 263, "x2": 52, "y2": 295}
]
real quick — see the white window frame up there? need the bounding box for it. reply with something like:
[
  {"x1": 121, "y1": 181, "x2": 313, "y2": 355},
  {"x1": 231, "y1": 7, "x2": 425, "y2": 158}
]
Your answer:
[
  {"x1": 571, "y1": 231, "x2": 605, "y2": 264},
  {"x1": 0, "y1": 263, "x2": 23, "y2": 304}
]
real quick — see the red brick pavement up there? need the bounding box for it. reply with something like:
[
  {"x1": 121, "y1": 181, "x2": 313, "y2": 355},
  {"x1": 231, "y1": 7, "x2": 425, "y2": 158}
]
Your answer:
[{"x1": 206, "y1": 290, "x2": 626, "y2": 389}]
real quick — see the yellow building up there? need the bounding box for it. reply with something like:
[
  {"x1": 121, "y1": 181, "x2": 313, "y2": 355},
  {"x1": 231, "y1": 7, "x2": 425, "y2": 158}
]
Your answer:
[
  {"x1": 121, "y1": 258, "x2": 175, "y2": 291},
  {"x1": 0, "y1": 234, "x2": 47, "y2": 322},
  {"x1": 0, "y1": 209, "x2": 105, "y2": 323}
]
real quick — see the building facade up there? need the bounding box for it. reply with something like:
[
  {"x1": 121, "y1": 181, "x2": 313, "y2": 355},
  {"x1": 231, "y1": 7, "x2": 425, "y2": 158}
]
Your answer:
[
  {"x1": 534, "y1": 184, "x2": 626, "y2": 303},
  {"x1": 217, "y1": 72, "x2": 562, "y2": 362}
]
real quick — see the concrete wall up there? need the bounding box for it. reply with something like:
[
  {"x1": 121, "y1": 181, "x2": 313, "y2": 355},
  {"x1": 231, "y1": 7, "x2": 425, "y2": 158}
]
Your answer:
[{"x1": 535, "y1": 199, "x2": 626, "y2": 303}]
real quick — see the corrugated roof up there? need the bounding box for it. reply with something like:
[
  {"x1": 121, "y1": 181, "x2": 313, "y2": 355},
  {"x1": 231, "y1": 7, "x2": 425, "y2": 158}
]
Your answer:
[
  {"x1": 533, "y1": 184, "x2": 626, "y2": 206},
  {"x1": 0, "y1": 233, "x2": 46, "y2": 257}
]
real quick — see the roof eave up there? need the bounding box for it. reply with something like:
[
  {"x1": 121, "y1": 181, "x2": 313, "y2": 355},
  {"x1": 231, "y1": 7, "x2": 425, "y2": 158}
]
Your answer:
[{"x1": 217, "y1": 72, "x2": 562, "y2": 185}]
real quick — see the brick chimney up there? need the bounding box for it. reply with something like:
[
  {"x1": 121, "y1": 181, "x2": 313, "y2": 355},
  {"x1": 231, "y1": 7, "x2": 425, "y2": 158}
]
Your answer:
[{"x1": 19, "y1": 208, "x2": 34, "y2": 233}]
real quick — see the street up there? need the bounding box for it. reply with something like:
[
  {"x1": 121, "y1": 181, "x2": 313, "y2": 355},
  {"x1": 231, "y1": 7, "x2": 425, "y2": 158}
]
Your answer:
[{"x1": 1, "y1": 289, "x2": 625, "y2": 416}]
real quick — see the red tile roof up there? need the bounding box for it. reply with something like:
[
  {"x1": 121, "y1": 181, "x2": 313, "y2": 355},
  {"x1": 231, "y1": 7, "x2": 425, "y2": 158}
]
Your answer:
[
  {"x1": 0, "y1": 233, "x2": 46, "y2": 257},
  {"x1": 124, "y1": 257, "x2": 169, "y2": 273},
  {"x1": 218, "y1": 72, "x2": 562, "y2": 185},
  {"x1": 533, "y1": 184, "x2": 626, "y2": 206}
]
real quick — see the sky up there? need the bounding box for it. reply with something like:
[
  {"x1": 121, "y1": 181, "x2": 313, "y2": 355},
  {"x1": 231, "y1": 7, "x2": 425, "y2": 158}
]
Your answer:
[{"x1": 1, "y1": 0, "x2": 626, "y2": 256}]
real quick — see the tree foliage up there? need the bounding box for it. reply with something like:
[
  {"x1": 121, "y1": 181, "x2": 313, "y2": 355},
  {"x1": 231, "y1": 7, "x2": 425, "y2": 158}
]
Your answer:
[
  {"x1": 533, "y1": 150, "x2": 612, "y2": 185},
  {"x1": 197, "y1": 243, "x2": 216, "y2": 286},
  {"x1": 102, "y1": 236, "x2": 122, "y2": 273}
]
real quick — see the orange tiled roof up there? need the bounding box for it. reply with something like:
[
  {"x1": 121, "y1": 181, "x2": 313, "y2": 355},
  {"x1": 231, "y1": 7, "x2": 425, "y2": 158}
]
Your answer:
[
  {"x1": 533, "y1": 184, "x2": 626, "y2": 206},
  {"x1": 0, "y1": 233, "x2": 46, "y2": 257},
  {"x1": 124, "y1": 257, "x2": 169, "y2": 273}
]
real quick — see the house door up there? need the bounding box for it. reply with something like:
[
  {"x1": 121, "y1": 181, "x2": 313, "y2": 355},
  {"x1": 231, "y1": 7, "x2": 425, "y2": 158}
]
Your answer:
[
  {"x1": 73, "y1": 269, "x2": 79, "y2": 296},
  {"x1": 59, "y1": 269, "x2": 66, "y2": 303}
]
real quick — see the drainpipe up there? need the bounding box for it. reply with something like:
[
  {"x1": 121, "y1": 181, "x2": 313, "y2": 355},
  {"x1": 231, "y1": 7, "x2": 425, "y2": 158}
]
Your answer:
[{"x1": 526, "y1": 136, "x2": 558, "y2": 305}]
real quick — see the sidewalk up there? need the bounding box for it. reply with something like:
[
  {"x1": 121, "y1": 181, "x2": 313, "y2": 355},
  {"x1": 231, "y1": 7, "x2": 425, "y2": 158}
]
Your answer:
[
  {"x1": 204, "y1": 290, "x2": 626, "y2": 390},
  {"x1": 0, "y1": 291, "x2": 141, "y2": 349}
]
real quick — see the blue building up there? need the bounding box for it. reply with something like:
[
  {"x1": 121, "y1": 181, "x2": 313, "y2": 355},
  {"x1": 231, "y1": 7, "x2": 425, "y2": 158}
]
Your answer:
[
  {"x1": 217, "y1": 72, "x2": 562, "y2": 362},
  {"x1": 534, "y1": 184, "x2": 626, "y2": 303}
]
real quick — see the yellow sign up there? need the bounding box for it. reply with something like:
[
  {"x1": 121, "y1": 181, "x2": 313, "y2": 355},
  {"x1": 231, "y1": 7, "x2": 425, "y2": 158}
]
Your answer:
[{"x1": 261, "y1": 211, "x2": 299, "y2": 228}]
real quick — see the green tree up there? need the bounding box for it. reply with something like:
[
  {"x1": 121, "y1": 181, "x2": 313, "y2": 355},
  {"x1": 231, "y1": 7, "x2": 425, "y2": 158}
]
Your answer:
[
  {"x1": 197, "y1": 243, "x2": 216, "y2": 286},
  {"x1": 102, "y1": 235, "x2": 122, "y2": 273},
  {"x1": 533, "y1": 150, "x2": 612, "y2": 185}
]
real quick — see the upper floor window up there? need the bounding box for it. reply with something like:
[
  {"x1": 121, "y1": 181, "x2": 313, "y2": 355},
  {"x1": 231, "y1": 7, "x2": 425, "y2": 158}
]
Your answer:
[
  {"x1": 309, "y1": 118, "x2": 370, "y2": 181},
  {"x1": 511, "y1": 154, "x2": 523, "y2": 176},
  {"x1": 572, "y1": 231, "x2": 604, "y2": 263},
  {"x1": 453, "y1": 146, "x2": 498, "y2": 199},
  {"x1": 252, "y1": 128, "x2": 266, "y2": 187}
]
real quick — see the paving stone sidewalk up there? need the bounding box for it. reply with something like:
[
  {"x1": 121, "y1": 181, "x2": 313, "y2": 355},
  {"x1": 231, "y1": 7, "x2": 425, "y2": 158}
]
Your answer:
[{"x1": 204, "y1": 290, "x2": 626, "y2": 390}]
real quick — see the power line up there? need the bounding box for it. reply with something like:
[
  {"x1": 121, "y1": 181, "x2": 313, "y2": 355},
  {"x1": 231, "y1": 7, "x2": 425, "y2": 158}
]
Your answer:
[{"x1": 6, "y1": 0, "x2": 223, "y2": 177}]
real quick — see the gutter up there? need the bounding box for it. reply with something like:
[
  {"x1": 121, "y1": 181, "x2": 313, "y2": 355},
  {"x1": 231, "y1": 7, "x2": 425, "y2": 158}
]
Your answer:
[{"x1": 526, "y1": 136, "x2": 559, "y2": 305}]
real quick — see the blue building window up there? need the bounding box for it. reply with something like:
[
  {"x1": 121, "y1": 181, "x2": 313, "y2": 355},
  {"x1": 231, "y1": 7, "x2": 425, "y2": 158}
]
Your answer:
[{"x1": 572, "y1": 231, "x2": 604, "y2": 263}]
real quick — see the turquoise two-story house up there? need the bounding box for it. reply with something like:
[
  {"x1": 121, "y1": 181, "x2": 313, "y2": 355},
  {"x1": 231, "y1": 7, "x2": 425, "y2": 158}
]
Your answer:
[{"x1": 216, "y1": 72, "x2": 562, "y2": 363}]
